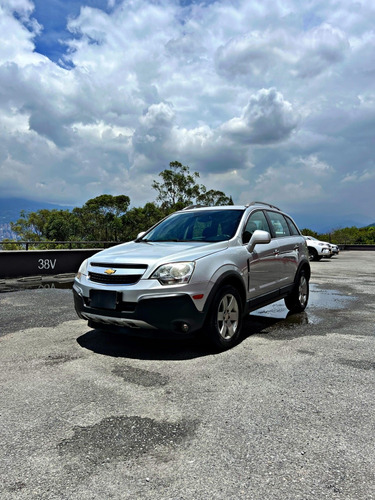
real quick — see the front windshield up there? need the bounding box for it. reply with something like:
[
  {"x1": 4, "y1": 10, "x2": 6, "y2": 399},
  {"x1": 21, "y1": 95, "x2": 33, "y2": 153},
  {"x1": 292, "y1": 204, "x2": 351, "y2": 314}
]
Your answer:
[{"x1": 142, "y1": 209, "x2": 244, "y2": 243}]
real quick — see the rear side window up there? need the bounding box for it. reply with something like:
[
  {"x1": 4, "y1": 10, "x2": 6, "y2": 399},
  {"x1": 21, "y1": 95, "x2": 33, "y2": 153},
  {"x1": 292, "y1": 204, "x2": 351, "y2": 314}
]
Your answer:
[
  {"x1": 285, "y1": 216, "x2": 300, "y2": 236},
  {"x1": 266, "y1": 211, "x2": 291, "y2": 238}
]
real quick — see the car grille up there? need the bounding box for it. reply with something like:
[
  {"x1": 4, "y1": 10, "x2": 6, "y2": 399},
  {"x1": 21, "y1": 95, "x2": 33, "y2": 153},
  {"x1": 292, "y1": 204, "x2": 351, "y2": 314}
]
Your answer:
[
  {"x1": 88, "y1": 263, "x2": 148, "y2": 285},
  {"x1": 88, "y1": 272, "x2": 143, "y2": 285}
]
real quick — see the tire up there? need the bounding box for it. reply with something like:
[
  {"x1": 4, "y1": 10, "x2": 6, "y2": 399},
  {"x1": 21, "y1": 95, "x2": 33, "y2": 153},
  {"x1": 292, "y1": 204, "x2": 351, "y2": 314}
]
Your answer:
[
  {"x1": 205, "y1": 285, "x2": 243, "y2": 350},
  {"x1": 308, "y1": 248, "x2": 319, "y2": 261},
  {"x1": 284, "y1": 270, "x2": 309, "y2": 313}
]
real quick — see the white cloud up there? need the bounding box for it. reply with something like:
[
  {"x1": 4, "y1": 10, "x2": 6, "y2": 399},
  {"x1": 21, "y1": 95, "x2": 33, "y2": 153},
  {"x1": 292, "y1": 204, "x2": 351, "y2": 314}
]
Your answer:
[
  {"x1": 298, "y1": 155, "x2": 333, "y2": 174},
  {"x1": 215, "y1": 30, "x2": 286, "y2": 80},
  {"x1": 342, "y1": 168, "x2": 375, "y2": 183},
  {"x1": 251, "y1": 159, "x2": 328, "y2": 207},
  {"x1": 294, "y1": 23, "x2": 350, "y2": 78},
  {"x1": 221, "y1": 88, "x2": 299, "y2": 145}
]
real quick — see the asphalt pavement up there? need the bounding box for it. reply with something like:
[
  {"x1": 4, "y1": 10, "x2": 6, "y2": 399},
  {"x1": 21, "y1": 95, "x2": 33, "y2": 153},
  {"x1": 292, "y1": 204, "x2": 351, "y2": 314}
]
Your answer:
[{"x1": 0, "y1": 251, "x2": 374, "y2": 500}]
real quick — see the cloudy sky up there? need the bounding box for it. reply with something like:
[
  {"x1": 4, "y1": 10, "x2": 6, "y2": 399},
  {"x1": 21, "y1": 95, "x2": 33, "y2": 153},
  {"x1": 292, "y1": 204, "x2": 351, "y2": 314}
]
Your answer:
[{"x1": 0, "y1": 0, "x2": 374, "y2": 229}]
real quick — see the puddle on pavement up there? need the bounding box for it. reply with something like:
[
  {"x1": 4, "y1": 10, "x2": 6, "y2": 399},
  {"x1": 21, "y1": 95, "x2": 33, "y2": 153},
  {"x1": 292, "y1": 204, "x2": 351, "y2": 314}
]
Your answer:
[
  {"x1": 250, "y1": 284, "x2": 356, "y2": 327},
  {"x1": 0, "y1": 275, "x2": 74, "y2": 293}
]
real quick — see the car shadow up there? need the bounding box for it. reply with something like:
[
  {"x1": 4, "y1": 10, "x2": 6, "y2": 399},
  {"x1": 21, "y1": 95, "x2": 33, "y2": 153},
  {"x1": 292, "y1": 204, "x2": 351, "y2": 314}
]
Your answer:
[
  {"x1": 77, "y1": 329, "x2": 215, "y2": 361},
  {"x1": 76, "y1": 308, "x2": 312, "y2": 360}
]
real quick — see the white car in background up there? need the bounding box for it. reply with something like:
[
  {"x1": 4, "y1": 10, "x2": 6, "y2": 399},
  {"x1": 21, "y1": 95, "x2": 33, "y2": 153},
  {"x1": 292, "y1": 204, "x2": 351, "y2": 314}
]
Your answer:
[
  {"x1": 303, "y1": 236, "x2": 332, "y2": 261},
  {"x1": 305, "y1": 236, "x2": 339, "y2": 257},
  {"x1": 329, "y1": 243, "x2": 340, "y2": 255}
]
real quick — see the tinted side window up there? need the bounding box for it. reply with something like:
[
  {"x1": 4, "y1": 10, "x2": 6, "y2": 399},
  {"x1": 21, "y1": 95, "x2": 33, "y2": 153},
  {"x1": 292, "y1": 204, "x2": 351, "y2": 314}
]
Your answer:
[
  {"x1": 285, "y1": 216, "x2": 300, "y2": 236},
  {"x1": 242, "y1": 210, "x2": 271, "y2": 244},
  {"x1": 266, "y1": 211, "x2": 291, "y2": 238}
]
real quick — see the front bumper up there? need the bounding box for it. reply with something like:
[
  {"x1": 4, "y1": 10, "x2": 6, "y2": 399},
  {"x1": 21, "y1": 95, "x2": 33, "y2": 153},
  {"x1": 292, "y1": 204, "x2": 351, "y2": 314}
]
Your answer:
[
  {"x1": 73, "y1": 287, "x2": 206, "y2": 335},
  {"x1": 319, "y1": 247, "x2": 331, "y2": 256}
]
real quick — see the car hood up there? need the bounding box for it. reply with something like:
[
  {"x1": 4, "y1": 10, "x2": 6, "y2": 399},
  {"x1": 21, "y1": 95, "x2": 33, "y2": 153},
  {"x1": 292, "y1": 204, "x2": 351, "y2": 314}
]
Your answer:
[
  {"x1": 305, "y1": 238, "x2": 329, "y2": 247},
  {"x1": 88, "y1": 240, "x2": 228, "y2": 267}
]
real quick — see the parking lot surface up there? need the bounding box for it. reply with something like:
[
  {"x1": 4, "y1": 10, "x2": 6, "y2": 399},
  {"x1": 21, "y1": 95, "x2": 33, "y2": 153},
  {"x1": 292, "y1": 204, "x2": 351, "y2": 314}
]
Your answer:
[{"x1": 0, "y1": 251, "x2": 374, "y2": 500}]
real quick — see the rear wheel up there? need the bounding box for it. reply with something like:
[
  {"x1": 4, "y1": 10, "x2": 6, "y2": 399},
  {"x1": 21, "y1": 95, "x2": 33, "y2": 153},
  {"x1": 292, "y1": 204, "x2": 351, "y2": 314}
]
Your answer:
[
  {"x1": 205, "y1": 285, "x2": 243, "y2": 350},
  {"x1": 285, "y1": 270, "x2": 309, "y2": 313}
]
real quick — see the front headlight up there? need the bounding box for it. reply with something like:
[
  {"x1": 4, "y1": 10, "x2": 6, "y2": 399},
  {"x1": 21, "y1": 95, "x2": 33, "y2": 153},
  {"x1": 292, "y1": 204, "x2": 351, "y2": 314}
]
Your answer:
[
  {"x1": 76, "y1": 259, "x2": 89, "y2": 280},
  {"x1": 151, "y1": 262, "x2": 195, "y2": 285}
]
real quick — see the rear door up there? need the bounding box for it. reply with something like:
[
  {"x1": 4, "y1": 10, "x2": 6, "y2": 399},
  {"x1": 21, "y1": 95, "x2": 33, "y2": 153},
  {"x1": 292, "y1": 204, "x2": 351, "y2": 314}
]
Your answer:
[{"x1": 265, "y1": 211, "x2": 299, "y2": 288}]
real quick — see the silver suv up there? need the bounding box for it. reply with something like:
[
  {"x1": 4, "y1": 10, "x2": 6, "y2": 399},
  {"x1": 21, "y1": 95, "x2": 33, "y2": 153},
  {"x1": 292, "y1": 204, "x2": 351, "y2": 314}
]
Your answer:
[{"x1": 73, "y1": 202, "x2": 310, "y2": 350}]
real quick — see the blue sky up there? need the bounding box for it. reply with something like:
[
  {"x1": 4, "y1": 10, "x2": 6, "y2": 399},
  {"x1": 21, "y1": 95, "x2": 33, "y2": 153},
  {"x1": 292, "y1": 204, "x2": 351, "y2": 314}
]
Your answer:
[
  {"x1": 0, "y1": 0, "x2": 374, "y2": 230},
  {"x1": 32, "y1": 0, "x2": 116, "y2": 64}
]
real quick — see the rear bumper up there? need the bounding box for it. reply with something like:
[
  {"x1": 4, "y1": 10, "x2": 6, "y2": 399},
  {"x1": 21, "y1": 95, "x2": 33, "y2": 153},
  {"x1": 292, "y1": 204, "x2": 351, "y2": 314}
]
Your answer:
[{"x1": 73, "y1": 287, "x2": 205, "y2": 334}]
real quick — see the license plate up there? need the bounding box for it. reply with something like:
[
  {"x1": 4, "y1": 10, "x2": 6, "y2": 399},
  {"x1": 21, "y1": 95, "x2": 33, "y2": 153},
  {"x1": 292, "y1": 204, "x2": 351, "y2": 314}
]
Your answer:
[{"x1": 90, "y1": 290, "x2": 117, "y2": 310}]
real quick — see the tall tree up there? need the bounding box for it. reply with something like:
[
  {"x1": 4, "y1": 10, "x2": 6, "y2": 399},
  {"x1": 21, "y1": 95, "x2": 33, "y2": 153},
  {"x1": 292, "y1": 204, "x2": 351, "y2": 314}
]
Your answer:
[
  {"x1": 11, "y1": 209, "x2": 66, "y2": 241},
  {"x1": 197, "y1": 188, "x2": 233, "y2": 206},
  {"x1": 78, "y1": 194, "x2": 130, "y2": 240},
  {"x1": 152, "y1": 161, "x2": 233, "y2": 211},
  {"x1": 152, "y1": 161, "x2": 201, "y2": 210},
  {"x1": 83, "y1": 194, "x2": 130, "y2": 217}
]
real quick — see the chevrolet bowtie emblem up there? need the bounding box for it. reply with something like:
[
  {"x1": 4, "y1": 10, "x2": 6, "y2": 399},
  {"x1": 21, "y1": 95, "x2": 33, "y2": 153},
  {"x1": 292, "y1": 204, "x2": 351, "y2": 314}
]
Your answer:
[{"x1": 104, "y1": 269, "x2": 116, "y2": 275}]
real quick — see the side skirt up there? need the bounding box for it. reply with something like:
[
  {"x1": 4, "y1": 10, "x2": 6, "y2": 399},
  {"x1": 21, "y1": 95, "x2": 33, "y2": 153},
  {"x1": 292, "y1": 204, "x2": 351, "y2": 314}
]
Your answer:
[{"x1": 245, "y1": 284, "x2": 294, "y2": 314}]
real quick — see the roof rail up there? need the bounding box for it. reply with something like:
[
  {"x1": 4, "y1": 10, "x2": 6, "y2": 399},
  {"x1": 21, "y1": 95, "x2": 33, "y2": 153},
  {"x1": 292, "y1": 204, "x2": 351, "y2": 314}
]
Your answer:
[
  {"x1": 247, "y1": 201, "x2": 281, "y2": 211},
  {"x1": 182, "y1": 204, "x2": 205, "y2": 210}
]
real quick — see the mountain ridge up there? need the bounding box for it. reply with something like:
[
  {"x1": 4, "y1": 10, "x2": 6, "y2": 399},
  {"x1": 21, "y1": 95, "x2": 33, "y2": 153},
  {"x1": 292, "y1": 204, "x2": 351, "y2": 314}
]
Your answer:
[{"x1": 0, "y1": 198, "x2": 73, "y2": 240}]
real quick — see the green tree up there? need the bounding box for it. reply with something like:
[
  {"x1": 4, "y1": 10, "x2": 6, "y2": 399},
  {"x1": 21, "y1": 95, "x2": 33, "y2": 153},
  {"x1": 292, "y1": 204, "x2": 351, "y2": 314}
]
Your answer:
[
  {"x1": 152, "y1": 161, "x2": 201, "y2": 210},
  {"x1": 120, "y1": 203, "x2": 164, "y2": 241},
  {"x1": 76, "y1": 194, "x2": 130, "y2": 241},
  {"x1": 84, "y1": 194, "x2": 130, "y2": 218},
  {"x1": 44, "y1": 210, "x2": 76, "y2": 241},
  {"x1": 197, "y1": 188, "x2": 233, "y2": 206},
  {"x1": 11, "y1": 209, "x2": 55, "y2": 241},
  {"x1": 152, "y1": 161, "x2": 233, "y2": 211}
]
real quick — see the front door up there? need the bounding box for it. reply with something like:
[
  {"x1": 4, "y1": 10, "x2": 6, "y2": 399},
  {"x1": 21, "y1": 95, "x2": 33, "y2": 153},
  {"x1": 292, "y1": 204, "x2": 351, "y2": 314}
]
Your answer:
[{"x1": 244, "y1": 210, "x2": 281, "y2": 298}]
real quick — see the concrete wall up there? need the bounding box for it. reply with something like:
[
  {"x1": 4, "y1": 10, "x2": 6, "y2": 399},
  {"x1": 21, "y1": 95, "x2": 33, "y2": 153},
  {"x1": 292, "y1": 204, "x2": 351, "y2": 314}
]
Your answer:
[
  {"x1": 339, "y1": 245, "x2": 375, "y2": 251},
  {"x1": 0, "y1": 249, "x2": 100, "y2": 279}
]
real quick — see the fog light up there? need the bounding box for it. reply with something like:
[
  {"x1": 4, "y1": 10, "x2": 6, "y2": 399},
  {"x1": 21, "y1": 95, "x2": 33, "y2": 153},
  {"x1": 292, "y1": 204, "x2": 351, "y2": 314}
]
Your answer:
[{"x1": 181, "y1": 323, "x2": 190, "y2": 333}]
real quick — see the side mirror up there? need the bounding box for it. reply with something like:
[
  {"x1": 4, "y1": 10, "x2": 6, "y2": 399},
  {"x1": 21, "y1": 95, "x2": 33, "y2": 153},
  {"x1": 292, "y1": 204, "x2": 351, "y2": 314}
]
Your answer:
[
  {"x1": 247, "y1": 230, "x2": 271, "y2": 252},
  {"x1": 136, "y1": 231, "x2": 146, "y2": 240}
]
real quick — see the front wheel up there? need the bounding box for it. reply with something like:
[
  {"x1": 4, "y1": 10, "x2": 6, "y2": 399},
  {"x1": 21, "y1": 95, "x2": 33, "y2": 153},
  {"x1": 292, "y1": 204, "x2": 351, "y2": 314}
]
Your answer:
[
  {"x1": 204, "y1": 285, "x2": 243, "y2": 350},
  {"x1": 285, "y1": 270, "x2": 309, "y2": 313},
  {"x1": 308, "y1": 248, "x2": 319, "y2": 261}
]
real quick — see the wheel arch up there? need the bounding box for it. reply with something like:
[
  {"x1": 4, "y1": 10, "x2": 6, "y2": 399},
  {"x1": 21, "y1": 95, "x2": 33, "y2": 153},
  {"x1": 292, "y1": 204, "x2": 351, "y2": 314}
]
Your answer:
[
  {"x1": 203, "y1": 271, "x2": 247, "y2": 316},
  {"x1": 296, "y1": 260, "x2": 311, "y2": 283}
]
